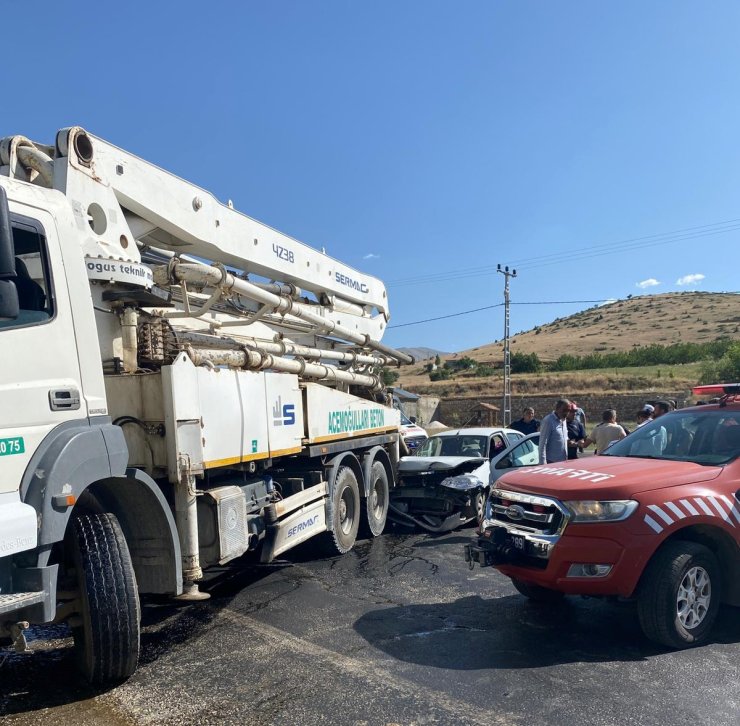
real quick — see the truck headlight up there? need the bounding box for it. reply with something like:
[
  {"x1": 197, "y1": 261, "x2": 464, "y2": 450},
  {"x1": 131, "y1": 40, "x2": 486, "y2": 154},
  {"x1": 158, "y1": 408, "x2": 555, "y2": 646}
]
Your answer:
[{"x1": 564, "y1": 500, "x2": 638, "y2": 522}]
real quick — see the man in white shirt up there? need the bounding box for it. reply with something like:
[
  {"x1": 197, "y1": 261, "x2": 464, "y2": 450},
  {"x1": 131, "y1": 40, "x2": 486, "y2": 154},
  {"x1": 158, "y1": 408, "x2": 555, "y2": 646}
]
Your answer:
[{"x1": 538, "y1": 399, "x2": 571, "y2": 464}]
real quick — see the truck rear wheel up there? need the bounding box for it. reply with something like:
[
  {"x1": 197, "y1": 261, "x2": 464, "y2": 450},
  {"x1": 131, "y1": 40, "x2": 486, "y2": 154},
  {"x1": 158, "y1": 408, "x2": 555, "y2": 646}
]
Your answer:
[
  {"x1": 361, "y1": 461, "x2": 389, "y2": 537},
  {"x1": 512, "y1": 578, "x2": 566, "y2": 603},
  {"x1": 320, "y1": 466, "x2": 361, "y2": 555},
  {"x1": 69, "y1": 513, "x2": 141, "y2": 684},
  {"x1": 637, "y1": 541, "x2": 720, "y2": 649}
]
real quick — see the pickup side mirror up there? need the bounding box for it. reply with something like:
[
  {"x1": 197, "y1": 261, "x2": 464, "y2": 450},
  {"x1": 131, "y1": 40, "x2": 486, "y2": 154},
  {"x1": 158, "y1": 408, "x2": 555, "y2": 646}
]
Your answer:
[
  {"x1": 495, "y1": 456, "x2": 512, "y2": 470},
  {"x1": 409, "y1": 416, "x2": 417, "y2": 424},
  {"x1": 0, "y1": 188, "x2": 18, "y2": 321}
]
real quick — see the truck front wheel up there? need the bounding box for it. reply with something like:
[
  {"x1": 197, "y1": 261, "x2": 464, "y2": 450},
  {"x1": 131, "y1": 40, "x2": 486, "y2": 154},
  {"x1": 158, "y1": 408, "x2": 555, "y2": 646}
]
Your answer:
[
  {"x1": 511, "y1": 578, "x2": 565, "y2": 603},
  {"x1": 68, "y1": 512, "x2": 141, "y2": 684},
  {"x1": 637, "y1": 541, "x2": 721, "y2": 649}
]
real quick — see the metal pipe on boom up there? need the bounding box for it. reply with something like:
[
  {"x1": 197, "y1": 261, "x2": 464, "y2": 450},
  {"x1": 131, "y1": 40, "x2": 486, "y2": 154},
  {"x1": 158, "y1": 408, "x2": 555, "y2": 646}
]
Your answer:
[
  {"x1": 154, "y1": 261, "x2": 413, "y2": 365},
  {"x1": 184, "y1": 346, "x2": 381, "y2": 389}
]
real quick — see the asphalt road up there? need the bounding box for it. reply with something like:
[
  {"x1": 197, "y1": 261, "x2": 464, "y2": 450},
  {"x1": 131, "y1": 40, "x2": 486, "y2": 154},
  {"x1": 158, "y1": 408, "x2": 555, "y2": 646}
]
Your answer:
[{"x1": 1, "y1": 524, "x2": 739, "y2": 726}]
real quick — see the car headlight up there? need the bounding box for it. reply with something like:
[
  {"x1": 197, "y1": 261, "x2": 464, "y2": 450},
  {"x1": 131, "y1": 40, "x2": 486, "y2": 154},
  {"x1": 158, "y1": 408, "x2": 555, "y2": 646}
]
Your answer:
[
  {"x1": 564, "y1": 500, "x2": 638, "y2": 522},
  {"x1": 439, "y1": 475, "x2": 482, "y2": 491}
]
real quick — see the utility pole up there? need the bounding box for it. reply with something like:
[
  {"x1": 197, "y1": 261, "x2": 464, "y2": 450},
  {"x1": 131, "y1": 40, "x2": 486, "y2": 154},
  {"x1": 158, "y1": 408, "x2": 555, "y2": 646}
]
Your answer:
[{"x1": 497, "y1": 264, "x2": 517, "y2": 426}]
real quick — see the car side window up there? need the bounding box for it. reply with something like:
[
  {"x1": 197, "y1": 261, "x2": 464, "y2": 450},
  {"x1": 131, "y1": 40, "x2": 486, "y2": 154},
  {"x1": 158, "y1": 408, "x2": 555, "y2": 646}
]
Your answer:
[
  {"x1": 0, "y1": 217, "x2": 54, "y2": 330},
  {"x1": 506, "y1": 432, "x2": 524, "y2": 446},
  {"x1": 509, "y1": 438, "x2": 538, "y2": 467},
  {"x1": 489, "y1": 434, "x2": 507, "y2": 458}
]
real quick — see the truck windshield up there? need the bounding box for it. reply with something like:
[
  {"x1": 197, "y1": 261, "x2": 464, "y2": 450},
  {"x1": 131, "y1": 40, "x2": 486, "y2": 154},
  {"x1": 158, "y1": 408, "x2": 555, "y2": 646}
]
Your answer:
[
  {"x1": 416, "y1": 435, "x2": 487, "y2": 458},
  {"x1": 603, "y1": 409, "x2": 740, "y2": 465}
]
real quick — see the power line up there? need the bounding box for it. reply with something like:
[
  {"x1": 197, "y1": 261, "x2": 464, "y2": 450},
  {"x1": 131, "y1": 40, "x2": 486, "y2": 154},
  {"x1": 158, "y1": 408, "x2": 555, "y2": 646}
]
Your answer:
[
  {"x1": 388, "y1": 298, "x2": 609, "y2": 329},
  {"x1": 387, "y1": 217, "x2": 740, "y2": 288}
]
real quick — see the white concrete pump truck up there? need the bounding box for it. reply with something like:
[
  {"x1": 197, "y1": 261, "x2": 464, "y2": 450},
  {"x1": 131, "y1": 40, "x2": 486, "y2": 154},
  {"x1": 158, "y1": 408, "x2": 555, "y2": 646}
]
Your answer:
[{"x1": 0, "y1": 127, "x2": 410, "y2": 683}]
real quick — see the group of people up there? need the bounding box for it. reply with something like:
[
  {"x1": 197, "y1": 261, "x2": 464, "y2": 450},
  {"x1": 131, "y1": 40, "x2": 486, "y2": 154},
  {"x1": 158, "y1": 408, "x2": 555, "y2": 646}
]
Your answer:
[{"x1": 510, "y1": 398, "x2": 677, "y2": 464}]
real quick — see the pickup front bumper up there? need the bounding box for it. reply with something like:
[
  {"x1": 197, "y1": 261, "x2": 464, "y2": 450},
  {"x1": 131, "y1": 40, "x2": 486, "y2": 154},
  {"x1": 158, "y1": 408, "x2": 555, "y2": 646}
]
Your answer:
[{"x1": 464, "y1": 522, "x2": 558, "y2": 570}]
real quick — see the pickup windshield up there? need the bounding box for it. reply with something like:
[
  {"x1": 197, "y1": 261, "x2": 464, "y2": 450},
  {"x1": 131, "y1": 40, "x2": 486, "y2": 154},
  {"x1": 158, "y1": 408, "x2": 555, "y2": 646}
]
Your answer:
[{"x1": 603, "y1": 409, "x2": 740, "y2": 465}]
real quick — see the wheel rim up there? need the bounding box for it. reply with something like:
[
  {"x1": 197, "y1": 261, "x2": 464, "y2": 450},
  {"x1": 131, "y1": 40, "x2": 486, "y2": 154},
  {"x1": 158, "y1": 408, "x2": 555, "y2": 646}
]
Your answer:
[
  {"x1": 370, "y1": 475, "x2": 386, "y2": 521},
  {"x1": 339, "y1": 485, "x2": 355, "y2": 534},
  {"x1": 677, "y1": 565, "x2": 711, "y2": 630}
]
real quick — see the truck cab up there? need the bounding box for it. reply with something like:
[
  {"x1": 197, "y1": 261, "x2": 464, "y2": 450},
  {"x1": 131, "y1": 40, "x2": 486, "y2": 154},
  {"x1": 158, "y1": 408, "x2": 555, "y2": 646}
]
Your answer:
[{"x1": 465, "y1": 389, "x2": 740, "y2": 648}]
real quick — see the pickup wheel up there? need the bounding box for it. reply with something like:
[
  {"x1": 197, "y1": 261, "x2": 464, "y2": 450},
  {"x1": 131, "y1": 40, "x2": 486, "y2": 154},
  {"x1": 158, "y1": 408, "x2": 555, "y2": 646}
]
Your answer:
[
  {"x1": 637, "y1": 541, "x2": 720, "y2": 649},
  {"x1": 361, "y1": 461, "x2": 389, "y2": 537},
  {"x1": 69, "y1": 513, "x2": 141, "y2": 684},
  {"x1": 319, "y1": 466, "x2": 361, "y2": 555},
  {"x1": 512, "y1": 578, "x2": 566, "y2": 603}
]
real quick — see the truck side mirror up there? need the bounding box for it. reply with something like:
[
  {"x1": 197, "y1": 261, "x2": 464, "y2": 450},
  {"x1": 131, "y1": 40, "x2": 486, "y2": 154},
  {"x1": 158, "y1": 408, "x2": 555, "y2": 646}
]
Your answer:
[
  {"x1": 0, "y1": 187, "x2": 19, "y2": 321},
  {"x1": 409, "y1": 416, "x2": 417, "y2": 424}
]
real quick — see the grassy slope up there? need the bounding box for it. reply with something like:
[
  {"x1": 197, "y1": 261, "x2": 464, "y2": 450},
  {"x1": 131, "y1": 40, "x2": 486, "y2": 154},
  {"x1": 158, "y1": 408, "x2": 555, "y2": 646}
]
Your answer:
[{"x1": 396, "y1": 291, "x2": 739, "y2": 396}]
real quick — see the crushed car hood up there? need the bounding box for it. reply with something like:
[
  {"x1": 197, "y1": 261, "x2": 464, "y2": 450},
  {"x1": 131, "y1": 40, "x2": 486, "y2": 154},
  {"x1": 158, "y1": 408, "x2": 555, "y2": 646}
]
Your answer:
[
  {"x1": 398, "y1": 456, "x2": 486, "y2": 476},
  {"x1": 497, "y1": 456, "x2": 723, "y2": 500}
]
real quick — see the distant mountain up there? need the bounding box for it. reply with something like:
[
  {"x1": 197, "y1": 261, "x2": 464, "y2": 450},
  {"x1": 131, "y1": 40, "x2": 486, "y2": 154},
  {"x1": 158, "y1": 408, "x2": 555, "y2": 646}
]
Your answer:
[
  {"x1": 397, "y1": 346, "x2": 449, "y2": 362},
  {"x1": 396, "y1": 291, "x2": 740, "y2": 394}
]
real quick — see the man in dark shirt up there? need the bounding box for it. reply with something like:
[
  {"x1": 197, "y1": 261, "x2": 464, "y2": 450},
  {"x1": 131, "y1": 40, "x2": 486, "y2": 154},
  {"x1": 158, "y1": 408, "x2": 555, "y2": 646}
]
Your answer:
[
  {"x1": 566, "y1": 402, "x2": 586, "y2": 459},
  {"x1": 510, "y1": 407, "x2": 539, "y2": 435}
]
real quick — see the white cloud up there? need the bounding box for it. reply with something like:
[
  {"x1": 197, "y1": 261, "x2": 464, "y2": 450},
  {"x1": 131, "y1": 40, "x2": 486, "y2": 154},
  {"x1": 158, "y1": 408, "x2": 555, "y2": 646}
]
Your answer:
[
  {"x1": 363, "y1": 252, "x2": 380, "y2": 260},
  {"x1": 676, "y1": 273, "x2": 705, "y2": 286},
  {"x1": 598, "y1": 298, "x2": 618, "y2": 307},
  {"x1": 636, "y1": 278, "x2": 660, "y2": 289}
]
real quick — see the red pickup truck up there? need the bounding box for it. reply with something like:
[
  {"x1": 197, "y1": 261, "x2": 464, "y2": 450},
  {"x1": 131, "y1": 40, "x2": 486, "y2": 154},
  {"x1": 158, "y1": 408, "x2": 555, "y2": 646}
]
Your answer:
[{"x1": 464, "y1": 385, "x2": 740, "y2": 648}]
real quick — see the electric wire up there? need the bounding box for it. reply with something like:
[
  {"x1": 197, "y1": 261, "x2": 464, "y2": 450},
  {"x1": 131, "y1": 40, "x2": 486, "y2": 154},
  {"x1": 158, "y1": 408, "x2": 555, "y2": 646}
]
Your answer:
[
  {"x1": 387, "y1": 217, "x2": 740, "y2": 288},
  {"x1": 388, "y1": 299, "x2": 610, "y2": 329}
]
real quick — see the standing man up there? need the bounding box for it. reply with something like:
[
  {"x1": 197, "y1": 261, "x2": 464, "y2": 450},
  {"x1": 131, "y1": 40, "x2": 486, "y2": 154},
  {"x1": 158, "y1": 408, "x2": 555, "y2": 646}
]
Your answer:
[
  {"x1": 510, "y1": 407, "x2": 539, "y2": 435},
  {"x1": 538, "y1": 399, "x2": 571, "y2": 464},
  {"x1": 636, "y1": 404, "x2": 654, "y2": 428},
  {"x1": 585, "y1": 409, "x2": 626, "y2": 454},
  {"x1": 566, "y1": 403, "x2": 586, "y2": 459}
]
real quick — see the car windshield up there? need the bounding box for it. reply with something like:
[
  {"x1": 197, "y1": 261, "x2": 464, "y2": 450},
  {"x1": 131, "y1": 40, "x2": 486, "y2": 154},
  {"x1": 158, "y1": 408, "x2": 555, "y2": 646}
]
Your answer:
[
  {"x1": 399, "y1": 411, "x2": 413, "y2": 426},
  {"x1": 416, "y1": 434, "x2": 488, "y2": 458},
  {"x1": 602, "y1": 409, "x2": 740, "y2": 466}
]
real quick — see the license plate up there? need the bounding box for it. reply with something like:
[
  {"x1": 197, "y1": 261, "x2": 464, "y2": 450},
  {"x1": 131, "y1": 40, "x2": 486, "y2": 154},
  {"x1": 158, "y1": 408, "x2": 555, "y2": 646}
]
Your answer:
[{"x1": 511, "y1": 534, "x2": 526, "y2": 551}]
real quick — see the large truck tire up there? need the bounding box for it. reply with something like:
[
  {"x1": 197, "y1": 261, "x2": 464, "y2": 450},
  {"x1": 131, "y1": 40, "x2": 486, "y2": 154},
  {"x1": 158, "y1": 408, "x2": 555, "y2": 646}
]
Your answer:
[
  {"x1": 319, "y1": 466, "x2": 361, "y2": 555},
  {"x1": 637, "y1": 540, "x2": 720, "y2": 649},
  {"x1": 361, "y1": 461, "x2": 389, "y2": 537},
  {"x1": 69, "y1": 512, "x2": 141, "y2": 684},
  {"x1": 511, "y1": 578, "x2": 566, "y2": 603}
]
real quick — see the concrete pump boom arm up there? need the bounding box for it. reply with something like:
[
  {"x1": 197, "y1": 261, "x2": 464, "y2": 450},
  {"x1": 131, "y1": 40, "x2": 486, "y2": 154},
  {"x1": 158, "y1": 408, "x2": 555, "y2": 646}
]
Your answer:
[{"x1": 81, "y1": 132, "x2": 389, "y2": 316}]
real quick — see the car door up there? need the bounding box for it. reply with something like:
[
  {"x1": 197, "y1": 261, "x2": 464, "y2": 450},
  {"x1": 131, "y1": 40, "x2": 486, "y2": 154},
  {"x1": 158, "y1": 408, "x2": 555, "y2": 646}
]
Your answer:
[{"x1": 488, "y1": 433, "x2": 540, "y2": 487}]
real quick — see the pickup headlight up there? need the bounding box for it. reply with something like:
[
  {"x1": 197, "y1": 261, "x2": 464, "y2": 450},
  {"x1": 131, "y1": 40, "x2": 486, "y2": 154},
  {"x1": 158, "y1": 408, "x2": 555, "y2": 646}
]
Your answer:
[{"x1": 564, "y1": 500, "x2": 638, "y2": 522}]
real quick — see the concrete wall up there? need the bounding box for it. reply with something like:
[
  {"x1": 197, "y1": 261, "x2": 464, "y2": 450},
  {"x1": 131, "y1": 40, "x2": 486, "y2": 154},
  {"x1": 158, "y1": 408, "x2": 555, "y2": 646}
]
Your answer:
[{"x1": 397, "y1": 395, "x2": 441, "y2": 426}]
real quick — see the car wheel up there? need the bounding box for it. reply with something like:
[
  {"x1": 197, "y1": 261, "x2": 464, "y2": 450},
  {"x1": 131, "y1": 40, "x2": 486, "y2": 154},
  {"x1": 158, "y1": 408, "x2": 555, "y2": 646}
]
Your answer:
[{"x1": 637, "y1": 541, "x2": 720, "y2": 648}]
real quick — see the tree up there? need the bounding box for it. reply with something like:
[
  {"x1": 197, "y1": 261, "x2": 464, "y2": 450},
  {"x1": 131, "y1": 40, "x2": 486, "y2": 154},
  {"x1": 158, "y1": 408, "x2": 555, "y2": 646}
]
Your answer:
[
  {"x1": 699, "y1": 342, "x2": 740, "y2": 384},
  {"x1": 434, "y1": 354, "x2": 441, "y2": 366},
  {"x1": 381, "y1": 368, "x2": 400, "y2": 386},
  {"x1": 510, "y1": 351, "x2": 543, "y2": 374}
]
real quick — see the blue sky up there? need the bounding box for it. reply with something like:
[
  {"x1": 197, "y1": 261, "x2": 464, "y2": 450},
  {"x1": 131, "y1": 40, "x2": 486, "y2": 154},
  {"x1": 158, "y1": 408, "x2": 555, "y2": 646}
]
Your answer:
[{"x1": 6, "y1": 1, "x2": 740, "y2": 352}]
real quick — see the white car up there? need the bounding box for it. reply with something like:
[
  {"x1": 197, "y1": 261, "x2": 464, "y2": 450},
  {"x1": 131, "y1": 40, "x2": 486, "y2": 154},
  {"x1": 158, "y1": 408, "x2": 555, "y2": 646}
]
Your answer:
[
  {"x1": 399, "y1": 410, "x2": 428, "y2": 452},
  {"x1": 390, "y1": 427, "x2": 540, "y2": 532}
]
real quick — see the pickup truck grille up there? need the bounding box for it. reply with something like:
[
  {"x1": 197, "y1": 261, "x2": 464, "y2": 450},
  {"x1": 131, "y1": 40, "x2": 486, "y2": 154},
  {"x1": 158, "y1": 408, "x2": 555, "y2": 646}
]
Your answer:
[{"x1": 488, "y1": 489, "x2": 568, "y2": 536}]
